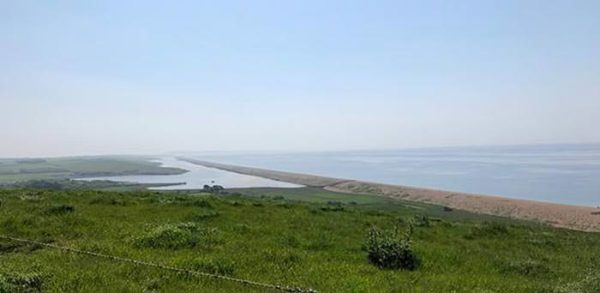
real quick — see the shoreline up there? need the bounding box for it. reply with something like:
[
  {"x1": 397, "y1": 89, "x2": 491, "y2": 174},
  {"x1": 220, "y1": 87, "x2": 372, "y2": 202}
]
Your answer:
[{"x1": 180, "y1": 157, "x2": 600, "y2": 232}]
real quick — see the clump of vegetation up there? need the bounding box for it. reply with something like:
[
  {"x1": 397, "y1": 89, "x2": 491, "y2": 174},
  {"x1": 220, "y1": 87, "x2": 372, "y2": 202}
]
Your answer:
[
  {"x1": 202, "y1": 185, "x2": 225, "y2": 194},
  {"x1": 134, "y1": 223, "x2": 220, "y2": 249},
  {"x1": 365, "y1": 223, "x2": 419, "y2": 270},
  {"x1": 44, "y1": 204, "x2": 75, "y2": 215},
  {"x1": 0, "y1": 272, "x2": 43, "y2": 292},
  {"x1": 188, "y1": 257, "x2": 236, "y2": 276},
  {"x1": 413, "y1": 215, "x2": 430, "y2": 227},
  {"x1": 443, "y1": 206, "x2": 453, "y2": 212},
  {"x1": 320, "y1": 201, "x2": 344, "y2": 212}
]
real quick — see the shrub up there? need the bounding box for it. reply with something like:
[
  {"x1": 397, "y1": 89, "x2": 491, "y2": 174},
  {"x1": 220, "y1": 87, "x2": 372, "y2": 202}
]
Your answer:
[
  {"x1": 189, "y1": 257, "x2": 235, "y2": 276},
  {"x1": 134, "y1": 223, "x2": 220, "y2": 249},
  {"x1": 320, "y1": 201, "x2": 344, "y2": 212},
  {"x1": 201, "y1": 185, "x2": 225, "y2": 194},
  {"x1": 443, "y1": 206, "x2": 453, "y2": 212},
  {"x1": 365, "y1": 223, "x2": 419, "y2": 270},
  {"x1": 45, "y1": 204, "x2": 75, "y2": 215},
  {"x1": 413, "y1": 215, "x2": 430, "y2": 227}
]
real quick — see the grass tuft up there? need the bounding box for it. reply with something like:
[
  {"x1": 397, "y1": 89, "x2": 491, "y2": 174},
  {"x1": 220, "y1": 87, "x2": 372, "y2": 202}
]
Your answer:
[
  {"x1": 187, "y1": 257, "x2": 236, "y2": 276},
  {"x1": 134, "y1": 223, "x2": 220, "y2": 249},
  {"x1": 0, "y1": 272, "x2": 43, "y2": 292}
]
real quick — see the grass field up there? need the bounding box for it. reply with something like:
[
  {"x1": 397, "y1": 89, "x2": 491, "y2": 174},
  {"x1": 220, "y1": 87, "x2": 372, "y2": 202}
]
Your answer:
[
  {"x1": 0, "y1": 156, "x2": 185, "y2": 184},
  {"x1": 1, "y1": 188, "x2": 598, "y2": 292}
]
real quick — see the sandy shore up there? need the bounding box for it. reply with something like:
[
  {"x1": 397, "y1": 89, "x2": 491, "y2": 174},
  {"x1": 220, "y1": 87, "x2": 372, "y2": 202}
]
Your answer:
[{"x1": 181, "y1": 158, "x2": 600, "y2": 232}]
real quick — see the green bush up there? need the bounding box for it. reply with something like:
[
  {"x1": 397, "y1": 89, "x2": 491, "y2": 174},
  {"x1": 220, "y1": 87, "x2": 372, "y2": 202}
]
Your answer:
[
  {"x1": 365, "y1": 223, "x2": 419, "y2": 270},
  {"x1": 320, "y1": 201, "x2": 344, "y2": 212},
  {"x1": 413, "y1": 215, "x2": 430, "y2": 227},
  {"x1": 44, "y1": 204, "x2": 75, "y2": 215},
  {"x1": 134, "y1": 223, "x2": 220, "y2": 249}
]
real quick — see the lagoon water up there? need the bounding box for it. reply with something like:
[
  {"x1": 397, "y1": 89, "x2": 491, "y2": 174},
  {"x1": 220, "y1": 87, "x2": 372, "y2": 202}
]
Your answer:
[
  {"x1": 78, "y1": 157, "x2": 302, "y2": 190},
  {"x1": 191, "y1": 144, "x2": 600, "y2": 207}
]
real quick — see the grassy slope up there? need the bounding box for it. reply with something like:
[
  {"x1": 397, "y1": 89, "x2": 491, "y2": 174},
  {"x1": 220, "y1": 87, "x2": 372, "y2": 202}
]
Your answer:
[
  {"x1": 0, "y1": 157, "x2": 185, "y2": 184},
  {"x1": 0, "y1": 188, "x2": 598, "y2": 292}
]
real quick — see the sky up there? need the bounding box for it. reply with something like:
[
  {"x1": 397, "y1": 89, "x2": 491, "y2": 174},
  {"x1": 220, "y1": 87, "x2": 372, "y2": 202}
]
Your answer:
[{"x1": 1, "y1": 0, "x2": 599, "y2": 157}]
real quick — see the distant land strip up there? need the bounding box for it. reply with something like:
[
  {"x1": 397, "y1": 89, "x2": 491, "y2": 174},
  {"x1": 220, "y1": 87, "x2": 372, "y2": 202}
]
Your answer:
[{"x1": 180, "y1": 157, "x2": 600, "y2": 232}]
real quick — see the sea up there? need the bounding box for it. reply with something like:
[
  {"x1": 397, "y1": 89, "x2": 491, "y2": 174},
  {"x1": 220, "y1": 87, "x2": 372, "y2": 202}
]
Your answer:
[
  {"x1": 81, "y1": 144, "x2": 600, "y2": 207},
  {"x1": 192, "y1": 144, "x2": 600, "y2": 207}
]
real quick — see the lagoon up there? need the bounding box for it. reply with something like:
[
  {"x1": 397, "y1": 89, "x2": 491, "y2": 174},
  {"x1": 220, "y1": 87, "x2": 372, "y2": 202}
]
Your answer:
[{"x1": 77, "y1": 157, "x2": 302, "y2": 190}]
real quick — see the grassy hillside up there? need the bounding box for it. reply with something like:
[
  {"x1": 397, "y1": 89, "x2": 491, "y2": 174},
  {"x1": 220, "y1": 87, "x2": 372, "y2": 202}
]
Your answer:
[
  {"x1": 0, "y1": 157, "x2": 185, "y2": 184},
  {"x1": 0, "y1": 189, "x2": 598, "y2": 292}
]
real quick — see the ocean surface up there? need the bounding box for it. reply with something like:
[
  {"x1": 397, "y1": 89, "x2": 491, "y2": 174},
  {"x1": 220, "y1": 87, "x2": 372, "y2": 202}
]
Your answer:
[
  {"x1": 78, "y1": 157, "x2": 302, "y2": 190},
  {"x1": 190, "y1": 144, "x2": 600, "y2": 207}
]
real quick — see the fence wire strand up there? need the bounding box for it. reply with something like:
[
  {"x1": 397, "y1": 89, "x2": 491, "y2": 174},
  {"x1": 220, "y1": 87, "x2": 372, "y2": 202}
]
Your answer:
[{"x1": 0, "y1": 235, "x2": 317, "y2": 293}]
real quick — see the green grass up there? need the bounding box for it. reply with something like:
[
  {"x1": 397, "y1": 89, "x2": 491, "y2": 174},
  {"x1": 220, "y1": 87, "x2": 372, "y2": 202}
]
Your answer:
[
  {"x1": 0, "y1": 189, "x2": 598, "y2": 292},
  {"x1": 230, "y1": 186, "x2": 388, "y2": 204},
  {"x1": 0, "y1": 156, "x2": 185, "y2": 184}
]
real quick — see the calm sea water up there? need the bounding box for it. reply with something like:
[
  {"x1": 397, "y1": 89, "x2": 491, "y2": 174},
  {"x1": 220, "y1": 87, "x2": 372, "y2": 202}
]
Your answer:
[
  {"x1": 78, "y1": 157, "x2": 302, "y2": 190},
  {"x1": 191, "y1": 144, "x2": 600, "y2": 207}
]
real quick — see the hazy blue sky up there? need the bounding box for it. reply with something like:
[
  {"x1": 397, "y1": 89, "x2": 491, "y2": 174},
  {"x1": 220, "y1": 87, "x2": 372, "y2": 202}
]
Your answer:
[{"x1": 1, "y1": 1, "x2": 599, "y2": 157}]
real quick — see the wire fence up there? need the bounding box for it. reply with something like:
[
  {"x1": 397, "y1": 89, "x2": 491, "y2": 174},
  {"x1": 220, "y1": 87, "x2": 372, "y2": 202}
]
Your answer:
[{"x1": 0, "y1": 235, "x2": 317, "y2": 293}]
